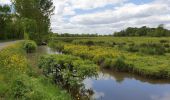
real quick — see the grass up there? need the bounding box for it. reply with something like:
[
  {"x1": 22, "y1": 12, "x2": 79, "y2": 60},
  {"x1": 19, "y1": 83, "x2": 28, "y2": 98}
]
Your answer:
[
  {"x1": 0, "y1": 41, "x2": 71, "y2": 100},
  {"x1": 50, "y1": 37, "x2": 170, "y2": 79}
]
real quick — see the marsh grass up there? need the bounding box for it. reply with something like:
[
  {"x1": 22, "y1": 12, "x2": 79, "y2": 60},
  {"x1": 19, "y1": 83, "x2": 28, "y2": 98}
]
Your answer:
[
  {"x1": 0, "y1": 41, "x2": 71, "y2": 100},
  {"x1": 51, "y1": 37, "x2": 170, "y2": 79}
]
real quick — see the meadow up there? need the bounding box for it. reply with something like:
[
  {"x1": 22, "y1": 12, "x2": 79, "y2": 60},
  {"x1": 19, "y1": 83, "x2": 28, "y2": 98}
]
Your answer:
[{"x1": 49, "y1": 37, "x2": 170, "y2": 79}]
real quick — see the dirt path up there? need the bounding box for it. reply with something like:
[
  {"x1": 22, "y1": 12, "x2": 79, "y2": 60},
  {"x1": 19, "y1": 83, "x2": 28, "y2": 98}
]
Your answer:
[{"x1": 0, "y1": 41, "x2": 20, "y2": 50}]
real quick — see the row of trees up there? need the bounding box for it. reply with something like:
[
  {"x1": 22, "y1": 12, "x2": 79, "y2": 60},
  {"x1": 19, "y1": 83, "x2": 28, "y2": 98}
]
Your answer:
[
  {"x1": 0, "y1": 5, "x2": 23, "y2": 40},
  {"x1": 114, "y1": 25, "x2": 170, "y2": 37},
  {"x1": 0, "y1": 0, "x2": 54, "y2": 44},
  {"x1": 54, "y1": 33, "x2": 101, "y2": 37}
]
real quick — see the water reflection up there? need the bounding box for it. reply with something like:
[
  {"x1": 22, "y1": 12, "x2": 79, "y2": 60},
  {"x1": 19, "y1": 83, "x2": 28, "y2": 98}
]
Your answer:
[
  {"x1": 28, "y1": 46, "x2": 170, "y2": 100},
  {"x1": 151, "y1": 93, "x2": 170, "y2": 100},
  {"x1": 83, "y1": 69, "x2": 170, "y2": 100}
]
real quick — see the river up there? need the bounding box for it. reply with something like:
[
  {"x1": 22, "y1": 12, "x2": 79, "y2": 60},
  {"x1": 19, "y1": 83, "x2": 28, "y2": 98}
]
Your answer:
[{"x1": 27, "y1": 46, "x2": 170, "y2": 100}]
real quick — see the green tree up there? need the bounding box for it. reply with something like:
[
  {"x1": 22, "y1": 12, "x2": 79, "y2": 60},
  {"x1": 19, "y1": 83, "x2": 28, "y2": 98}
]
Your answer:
[
  {"x1": 0, "y1": 5, "x2": 11, "y2": 39},
  {"x1": 13, "y1": 0, "x2": 55, "y2": 44}
]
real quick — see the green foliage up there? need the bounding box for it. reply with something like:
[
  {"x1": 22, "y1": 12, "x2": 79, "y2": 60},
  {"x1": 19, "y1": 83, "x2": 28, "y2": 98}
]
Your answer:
[
  {"x1": 9, "y1": 77, "x2": 31, "y2": 99},
  {"x1": 114, "y1": 25, "x2": 170, "y2": 37},
  {"x1": 23, "y1": 40, "x2": 37, "y2": 53},
  {"x1": 127, "y1": 44, "x2": 139, "y2": 52},
  {"x1": 0, "y1": 5, "x2": 24, "y2": 40},
  {"x1": 38, "y1": 54, "x2": 98, "y2": 87},
  {"x1": 50, "y1": 37, "x2": 170, "y2": 79},
  {"x1": 48, "y1": 41, "x2": 64, "y2": 52},
  {"x1": 12, "y1": 0, "x2": 55, "y2": 44},
  {"x1": 0, "y1": 42, "x2": 71, "y2": 100},
  {"x1": 112, "y1": 56, "x2": 132, "y2": 71},
  {"x1": 0, "y1": 0, "x2": 55, "y2": 43},
  {"x1": 139, "y1": 43, "x2": 165, "y2": 55}
]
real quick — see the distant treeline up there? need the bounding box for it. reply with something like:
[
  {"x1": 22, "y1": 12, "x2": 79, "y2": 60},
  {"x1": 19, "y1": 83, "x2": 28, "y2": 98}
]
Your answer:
[
  {"x1": 54, "y1": 25, "x2": 170, "y2": 37},
  {"x1": 114, "y1": 24, "x2": 170, "y2": 37},
  {"x1": 54, "y1": 33, "x2": 102, "y2": 37}
]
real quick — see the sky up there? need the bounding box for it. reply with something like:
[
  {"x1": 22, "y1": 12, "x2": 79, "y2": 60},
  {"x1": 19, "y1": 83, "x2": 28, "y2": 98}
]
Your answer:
[{"x1": 1, "y1": 0, "x2": 170, "y2": 34}]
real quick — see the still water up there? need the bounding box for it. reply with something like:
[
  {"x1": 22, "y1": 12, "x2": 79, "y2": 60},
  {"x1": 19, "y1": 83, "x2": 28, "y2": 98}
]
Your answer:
[
  {"x1": 84, "y1": 70, "x2": 170, "y2": 100},
  {"x1": 28, "y1": 46, "x2": 170, "y2": 100}
]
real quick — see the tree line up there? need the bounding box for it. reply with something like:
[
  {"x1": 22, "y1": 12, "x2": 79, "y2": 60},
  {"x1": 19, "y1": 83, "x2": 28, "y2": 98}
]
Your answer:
[
  {"x1": 54, "y1": 33, "x2": 101, "y2": 37},
  {"x1": 0, "y1": 0, "x2": 54, "y2": 44},
  {"x1": 114, "y1": 24, "x2": 170, "y2": 37}
]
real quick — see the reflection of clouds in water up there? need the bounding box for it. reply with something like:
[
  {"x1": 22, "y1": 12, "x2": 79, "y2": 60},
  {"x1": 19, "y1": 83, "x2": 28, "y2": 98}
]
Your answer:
[
  {"x1": 83, "y1": 79, "x2": 105, "y2": 100},
  {"x1": 97, "y1": 72, "x2": 115, "y2": 80},
  {"x1": 83, "y1": 73, "x2": 116, "y2": 89},
  {"x1": 83, "y1": 79, "x2": 94, "y2": 89},
  {"x1": 83, "y1": 72, "x2": 115, "y2": 88},
  {"x1": 151, "y1": 93, "x2": 170, "y2": 100},
  {"x1": 92, "y1": 91, "x2": 105, "y2": 100}
]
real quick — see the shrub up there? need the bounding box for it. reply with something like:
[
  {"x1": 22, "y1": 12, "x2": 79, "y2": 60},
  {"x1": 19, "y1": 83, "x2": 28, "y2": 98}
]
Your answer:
[
  {"x1": 38, "y1": 54, "x2": 98, "y2": 87},
  {"x1": 139, "y1": 43, "x2": 165, "y2": 55},
  {"x1": 117, "y1": 42, "x2": 126, "y2": 48},
  {"x1": 164, "y1": 43, "x2": 170, "y2": 48},
  {"x1": 9, "y1": 78, "x2": 31, "y2": 99},
  {"x1": 23, "y1": 40, "x2": 37, "y2": 53},
  {"x1": 112, "y1": 56, "x2": 131, "y2": 71},
  {"x1": 127, "y1": 44, "x2": 139, "y2": 52},
  {"x1": 160, "y1": 39, "x2": 168, "y2": 43},
  {"x1": 93, "y1": 55, "x2": 105, "y2": 64},
  {"x1": 86, "y1": 40, "x2": 94, "y2": 46},
  {"x1": 101, "y1": 58, "x2": 112, "y2": 69}
]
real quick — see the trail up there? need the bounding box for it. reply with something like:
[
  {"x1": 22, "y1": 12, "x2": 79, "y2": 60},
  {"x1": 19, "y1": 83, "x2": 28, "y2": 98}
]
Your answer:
[{"x1": 0, "y1": 40, "x2": 20, "y2": 50}]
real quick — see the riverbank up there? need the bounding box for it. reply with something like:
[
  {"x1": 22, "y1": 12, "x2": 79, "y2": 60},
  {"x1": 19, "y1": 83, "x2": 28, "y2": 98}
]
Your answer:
[
  {"x1": 49, "y1": 37, "x2": 170, "y2": 79},
  {"x1": 0, "y1": 41, "x2": 71, "y2": 100},
  {"x1": 31, "y1": 46, "x2": 170, "y2": 100}
]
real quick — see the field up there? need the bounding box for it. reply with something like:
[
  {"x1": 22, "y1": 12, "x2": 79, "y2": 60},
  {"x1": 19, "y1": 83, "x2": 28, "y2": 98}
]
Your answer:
[{"x1": 49, "y1": 37, "x2": 170, "y2": 79}]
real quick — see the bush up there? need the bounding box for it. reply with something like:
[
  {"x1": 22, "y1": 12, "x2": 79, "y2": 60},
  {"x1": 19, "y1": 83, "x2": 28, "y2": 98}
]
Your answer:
[
  {"x1": 127, "y1": 44, "x2": 139, "y2": 52},
  {"x1": 164, "y1": 43, "x2": 170, "y2": 48},
  {"x1": 23, "y1": 40, "x2": 37, "y2": 53},
  {"x1": 9, "y1": 78, "x2": 31, "y2": 99},
  {"x1": 101, "y1": 58, "x2": 112, "y2": 69},
  {"x1": 160, "y1": 39, "x2": 168, "y2": 43},
  {"x1": 139, "y1": 43, "x2": 166, "y2": 55},
  {"x1": 86, "y1": 40, "x2": 94, "y2": 46},
  {"x1": 112, "y1": 56, "x2": 130, "y2": 71},
  {"x1": 38, "y1": 54, "x2": 98, "y2": 87}
]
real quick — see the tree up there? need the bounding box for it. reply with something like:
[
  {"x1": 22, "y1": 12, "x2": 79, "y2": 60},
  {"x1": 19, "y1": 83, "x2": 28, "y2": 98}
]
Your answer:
[
  {"x1": 13, "y1": 0, "x2": 55, "y2": 44},
  {"x1": 0, "y1": 5, "x2": 11, "y2": 39},
  {"x1": 114, "y1": 25, "x2": 170, "y2": 37}
]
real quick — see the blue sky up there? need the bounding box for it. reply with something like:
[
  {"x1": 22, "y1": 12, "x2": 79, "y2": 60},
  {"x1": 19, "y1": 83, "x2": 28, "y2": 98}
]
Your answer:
[{"x1": 1, "y1": 0, "x2": 170, "y2": 34}]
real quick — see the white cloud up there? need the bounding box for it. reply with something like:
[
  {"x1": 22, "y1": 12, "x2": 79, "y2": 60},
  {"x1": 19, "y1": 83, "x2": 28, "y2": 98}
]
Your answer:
[
  {"x1": 70, "y1": 2, "x2": 170, "y2": 25},
  {"x1": 51, "y1": 0, "x2": 170, "y2": 34},
  {"x1": 0, "y1": 0, "x2": 11, "y2": 5},
  {"x1": 70, "y1": 0, "x2": 127, "y2": 10}
]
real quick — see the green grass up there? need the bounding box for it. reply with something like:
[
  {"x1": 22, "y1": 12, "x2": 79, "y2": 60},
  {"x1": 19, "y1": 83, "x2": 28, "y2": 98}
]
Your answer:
[
  {"x1": 50, "y1": 37, "x2": 170, "y2": 79},
  {"x1": 0, "y1": 41, "x2": 71, "y2": 100}
]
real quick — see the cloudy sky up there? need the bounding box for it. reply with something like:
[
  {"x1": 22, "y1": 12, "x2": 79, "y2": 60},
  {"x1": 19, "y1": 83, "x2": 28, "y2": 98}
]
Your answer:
[{"x1": 1, "y1": 0, "x2": 170, "y2": 34}]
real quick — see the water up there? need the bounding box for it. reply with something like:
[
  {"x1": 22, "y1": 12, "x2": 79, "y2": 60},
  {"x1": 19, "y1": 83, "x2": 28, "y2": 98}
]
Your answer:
[
  {"x1": 28, "y1": 46, "x2": 170, "y2": 100},
  {"x1": 84, "y1": 70, "x2": 170, "y2": 100}
]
